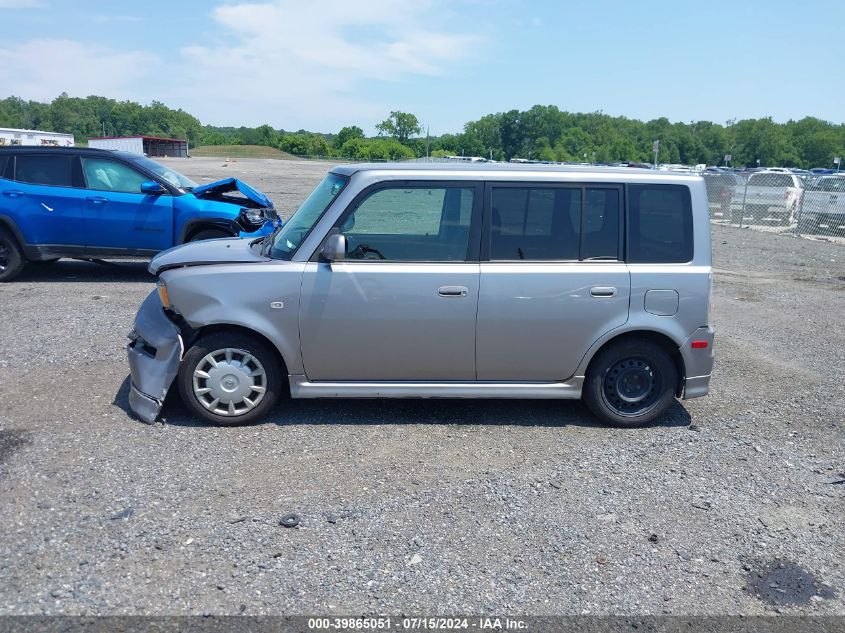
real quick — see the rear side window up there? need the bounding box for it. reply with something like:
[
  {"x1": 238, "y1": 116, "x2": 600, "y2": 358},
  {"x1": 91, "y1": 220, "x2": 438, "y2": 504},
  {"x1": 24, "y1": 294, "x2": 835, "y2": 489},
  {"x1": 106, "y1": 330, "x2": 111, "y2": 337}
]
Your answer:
[
  {"x1": 490, "y1": 186, "x2": 620, "y2": 261},
  {"x1": 582, "y1": 188, "x2": 620, "y2": 260},
  {"x1": 491, "y1": 187, "x2": 581, "y2": 260},
  {"x1": 627, "y1": 184, "x2": 693, "y2": 263},
  {"x1": 14, "y1": 155, "x2": 74, "y2": 187},
  {"x1": 810, "y1": 178, "x2": 845, "y2": 193},
  {"x1": 749, "y1": 174, "x2": 795, "y2": 188},
  {"x1": 0, "y1": 155, "x2": 8, "y2": 179}
]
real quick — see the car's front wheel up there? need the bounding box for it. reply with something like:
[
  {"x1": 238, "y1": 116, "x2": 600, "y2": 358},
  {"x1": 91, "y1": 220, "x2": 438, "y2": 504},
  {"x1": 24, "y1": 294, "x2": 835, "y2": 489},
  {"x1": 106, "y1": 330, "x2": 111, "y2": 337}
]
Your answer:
[
  {"x1": 189, "y1": 228, "x2": 232, "y2": 242},
  {"x1": 582, "y1": 339, "x2": 678, "y2": 427},
  {"x1": 0, "y1": 228, "x2": 25, "y2": 282},
  {"x1": 177, "y1": 332, "x2": 283, "y2": 426}
]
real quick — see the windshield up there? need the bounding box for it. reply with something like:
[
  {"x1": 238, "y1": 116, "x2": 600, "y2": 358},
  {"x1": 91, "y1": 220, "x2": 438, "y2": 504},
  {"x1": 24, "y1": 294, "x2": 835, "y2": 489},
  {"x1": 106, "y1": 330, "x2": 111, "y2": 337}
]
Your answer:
[
  {"x1": 126, "y1": 155, "x2": 198, "y2": 190},
  {"x1": 269, "y1": 173, "x2": 348, "y2": 260}
]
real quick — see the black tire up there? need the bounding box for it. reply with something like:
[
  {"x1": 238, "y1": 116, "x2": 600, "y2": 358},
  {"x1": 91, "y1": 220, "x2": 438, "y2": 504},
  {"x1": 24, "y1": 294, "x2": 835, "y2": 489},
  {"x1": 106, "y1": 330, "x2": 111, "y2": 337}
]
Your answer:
[
  {"x1": 0, "y1": 228, "x2": 26, "y2": 282},
  {"x1": 188, "y1": 228, "x2": 232, "y2": 242},
  {"x1": 582, "y1": 339, "x2": 678, "y2": 428},
  {"x1": 177, "y1": 331, "x2": 283, "y2": 426}
]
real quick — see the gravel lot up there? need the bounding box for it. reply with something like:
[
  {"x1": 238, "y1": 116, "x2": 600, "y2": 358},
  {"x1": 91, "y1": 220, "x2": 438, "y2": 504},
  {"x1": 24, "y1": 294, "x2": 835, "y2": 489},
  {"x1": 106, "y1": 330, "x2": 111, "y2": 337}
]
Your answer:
[{"x1": 0, "y1": 158, "x2": 843, "y2": 616}]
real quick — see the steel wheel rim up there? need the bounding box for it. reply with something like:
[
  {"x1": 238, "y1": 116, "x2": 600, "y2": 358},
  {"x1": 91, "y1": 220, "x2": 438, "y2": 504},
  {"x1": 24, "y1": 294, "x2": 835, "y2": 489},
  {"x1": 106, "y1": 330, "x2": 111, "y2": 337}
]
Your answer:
[
  {"x1": 602, "y1": 357, "x2": 662, "y2": 417},
  {"x1": 192, "y1": 347, "x2": 267, "y2": 417}
]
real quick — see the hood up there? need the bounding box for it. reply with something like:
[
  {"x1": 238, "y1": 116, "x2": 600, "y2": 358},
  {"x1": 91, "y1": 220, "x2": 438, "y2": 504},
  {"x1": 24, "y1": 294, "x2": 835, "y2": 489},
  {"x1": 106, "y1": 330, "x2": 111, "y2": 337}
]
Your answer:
[
  {"x1": 149, "y1": 237, "x2": 269, "y2": 275},
  {"x1": 191, "y1": 178, "x2": 273, "y2": 209}
]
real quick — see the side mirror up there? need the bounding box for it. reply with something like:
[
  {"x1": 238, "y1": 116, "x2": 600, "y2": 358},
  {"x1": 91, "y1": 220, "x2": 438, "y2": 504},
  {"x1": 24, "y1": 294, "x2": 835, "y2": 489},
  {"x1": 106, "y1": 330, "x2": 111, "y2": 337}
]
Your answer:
[
  {"x1": 141, "y1": 181, "x2": 166, "y2": 195},
  {"x1": 321, "y1": 233, "x2": 346, "y2": 262}
]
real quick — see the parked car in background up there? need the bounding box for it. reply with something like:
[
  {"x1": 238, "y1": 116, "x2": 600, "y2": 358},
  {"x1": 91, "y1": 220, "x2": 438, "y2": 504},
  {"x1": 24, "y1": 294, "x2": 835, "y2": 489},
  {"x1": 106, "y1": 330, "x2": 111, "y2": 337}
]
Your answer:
[
  {"x1": 703, "y1": 172, "x2": 742, "y2": 221},
  {"x1": 0, "y1": 147, "x2": 278, "y2": 281},
  {"x1": 799, "y1": 175, "x2": 845, "y2": 233},
  {"x1": 127, "y1": 163, "x2": 714, "y2": 429},
  {"x1": 742, "y1": 171, "x2": 803, "y2": 224}
]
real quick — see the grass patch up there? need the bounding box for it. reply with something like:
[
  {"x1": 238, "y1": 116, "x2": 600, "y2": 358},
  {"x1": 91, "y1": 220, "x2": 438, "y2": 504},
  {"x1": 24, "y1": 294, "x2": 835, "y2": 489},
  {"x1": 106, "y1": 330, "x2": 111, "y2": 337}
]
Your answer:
[{"x1": 190, "y1": 145, "x2": 298, "y2": 159}]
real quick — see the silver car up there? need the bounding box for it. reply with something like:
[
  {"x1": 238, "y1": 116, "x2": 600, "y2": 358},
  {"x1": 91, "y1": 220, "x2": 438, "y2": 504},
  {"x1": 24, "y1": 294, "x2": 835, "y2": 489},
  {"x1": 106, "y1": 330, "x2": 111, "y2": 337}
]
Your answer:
[{"x1": 127, "y1": 164, "x2": 714, "y2": 428}]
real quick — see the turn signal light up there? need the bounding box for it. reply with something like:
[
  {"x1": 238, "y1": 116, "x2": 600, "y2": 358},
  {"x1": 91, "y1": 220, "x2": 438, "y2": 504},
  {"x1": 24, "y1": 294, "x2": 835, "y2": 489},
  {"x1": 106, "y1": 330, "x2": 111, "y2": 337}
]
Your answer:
[{"x1": 691, "y1": 340, "x2": 709, "y2": 349}]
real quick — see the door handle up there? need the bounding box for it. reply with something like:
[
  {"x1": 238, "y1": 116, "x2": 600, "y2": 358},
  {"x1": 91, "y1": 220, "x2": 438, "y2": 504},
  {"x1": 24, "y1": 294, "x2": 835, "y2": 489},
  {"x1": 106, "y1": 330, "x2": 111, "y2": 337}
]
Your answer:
[
  {"x1": 438, "y1": 285, "x2": 468, "y2": 297},
  {"x1": 590, "y1": 286, "x2": 617, "y2": 298},
  {"x1": 86, "y1": 196, "x2": 109, "y2": 204},
  {"x1": 2, "y1": 190, "x2": 24, "y2": 198}
]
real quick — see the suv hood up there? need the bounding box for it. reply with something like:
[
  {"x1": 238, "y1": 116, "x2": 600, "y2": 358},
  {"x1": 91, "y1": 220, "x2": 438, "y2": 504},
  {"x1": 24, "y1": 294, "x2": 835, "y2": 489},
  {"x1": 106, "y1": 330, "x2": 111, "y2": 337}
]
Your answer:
[
  {"x1": 191, "y1": 178, "x2": 273, "y2": 209},
  {"x1": 149, "y1": 237, "x2": 269, "y2": 275}
]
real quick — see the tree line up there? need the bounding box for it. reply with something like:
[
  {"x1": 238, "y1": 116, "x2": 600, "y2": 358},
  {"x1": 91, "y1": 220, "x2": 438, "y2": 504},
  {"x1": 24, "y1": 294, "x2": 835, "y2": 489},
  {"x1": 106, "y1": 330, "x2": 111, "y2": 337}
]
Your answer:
[{"x1": 2, "y1": 95, "x2": 844, "y2": 168}]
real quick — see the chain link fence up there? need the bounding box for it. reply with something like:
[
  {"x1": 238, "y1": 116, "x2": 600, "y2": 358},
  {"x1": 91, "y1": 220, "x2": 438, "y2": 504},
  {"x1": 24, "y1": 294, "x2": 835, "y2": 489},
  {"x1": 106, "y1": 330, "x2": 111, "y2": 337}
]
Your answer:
[{"x1": 704, "y1": 170, "x2": 845, "y2": 243}]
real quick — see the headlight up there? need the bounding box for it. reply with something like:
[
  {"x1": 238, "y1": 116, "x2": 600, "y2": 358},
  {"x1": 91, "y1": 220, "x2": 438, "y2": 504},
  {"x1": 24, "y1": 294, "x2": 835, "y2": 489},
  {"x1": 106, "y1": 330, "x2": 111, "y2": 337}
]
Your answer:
[
  {"x1": 156, "y1": 279, "x2": 171, "y2": 310},
  {"x1": 238, "y1": 207, "x2": 275, "y2": 229}
]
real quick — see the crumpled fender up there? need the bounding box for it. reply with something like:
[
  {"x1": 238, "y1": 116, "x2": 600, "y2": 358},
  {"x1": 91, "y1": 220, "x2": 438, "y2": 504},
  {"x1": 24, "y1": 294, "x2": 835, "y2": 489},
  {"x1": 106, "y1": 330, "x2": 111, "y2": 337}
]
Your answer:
[{"x1": 126, "y1": 290, "x2": 183, "y2": 423}]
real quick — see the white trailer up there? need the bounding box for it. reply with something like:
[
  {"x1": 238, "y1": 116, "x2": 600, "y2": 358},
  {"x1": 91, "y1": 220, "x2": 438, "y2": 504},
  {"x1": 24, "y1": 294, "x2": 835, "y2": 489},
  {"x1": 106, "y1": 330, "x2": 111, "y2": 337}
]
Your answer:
[
  {"x1": 0, "y1": 127, "x2": 74, "y2": 147},
  {"x1": 87, "y1": 136, "x2": 189, "y2": 158},
  {"x1": 88, "y1": 136, "x2": 145, "y2": 155}
]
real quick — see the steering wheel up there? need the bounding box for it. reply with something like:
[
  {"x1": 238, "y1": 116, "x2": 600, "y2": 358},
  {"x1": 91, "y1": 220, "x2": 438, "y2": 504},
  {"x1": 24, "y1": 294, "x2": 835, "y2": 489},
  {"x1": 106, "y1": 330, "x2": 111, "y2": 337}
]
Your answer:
[{"x1": 348, "y1": 243, "x2": 386, "y2": 260}]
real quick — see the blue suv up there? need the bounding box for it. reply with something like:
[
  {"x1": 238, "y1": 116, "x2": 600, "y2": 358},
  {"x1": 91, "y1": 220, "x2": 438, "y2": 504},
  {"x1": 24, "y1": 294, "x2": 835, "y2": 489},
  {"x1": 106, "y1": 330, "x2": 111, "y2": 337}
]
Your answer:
[{"x1": 0, "y1": 147, "x2": 277, "y2": 281}]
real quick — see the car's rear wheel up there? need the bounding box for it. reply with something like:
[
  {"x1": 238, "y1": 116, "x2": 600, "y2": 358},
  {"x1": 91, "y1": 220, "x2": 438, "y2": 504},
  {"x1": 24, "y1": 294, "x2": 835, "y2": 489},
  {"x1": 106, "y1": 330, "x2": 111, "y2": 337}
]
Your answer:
[
  {"x1": 178, "y1": 332, "x2": 283, "y2": 426},
  {"x1": 189, "y1": 228, "x2": 232, "y2": 242},
  {"x1": 582, "y1": 339, "x2": 678, "y2": 427},
  {"x1": 0, "y1": 228, "x2": 26, "y2": 282}
]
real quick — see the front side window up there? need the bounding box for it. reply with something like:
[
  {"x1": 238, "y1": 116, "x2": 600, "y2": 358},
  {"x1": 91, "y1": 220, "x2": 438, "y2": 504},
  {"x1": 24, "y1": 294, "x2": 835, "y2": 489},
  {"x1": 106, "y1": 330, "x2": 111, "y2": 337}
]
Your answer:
[
  {"x1": 339, "y1": 186, "x2": 474, "y2": 261},
  {"x1": 125, "y1": 154, "x2": 197, "y2": 190},
  {"x1": 82, "y1": 158, "x2": 149, "y2": 194},
  {"x1": 14, "y1": 155, "x2": 73, "y2": 187},
  {"x1": 0, "y1": 155, "x2": 9, "y2": 178},
  {"x1": 627, "y1": 184, "x2": 693, "y2": 263}
]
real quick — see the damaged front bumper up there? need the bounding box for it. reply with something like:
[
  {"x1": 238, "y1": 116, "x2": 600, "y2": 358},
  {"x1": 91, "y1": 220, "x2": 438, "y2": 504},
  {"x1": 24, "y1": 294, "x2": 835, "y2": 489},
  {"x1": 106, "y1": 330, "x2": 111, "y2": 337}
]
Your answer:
[{"x1": 126, "y1": 290, "x2": 184, "y2": 423}]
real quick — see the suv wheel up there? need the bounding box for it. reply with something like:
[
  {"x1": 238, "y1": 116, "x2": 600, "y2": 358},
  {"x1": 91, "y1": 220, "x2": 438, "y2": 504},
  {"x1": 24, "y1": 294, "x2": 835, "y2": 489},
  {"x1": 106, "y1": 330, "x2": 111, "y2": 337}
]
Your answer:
[
  {"x1": 0, "y1": 228, "x2": 25, "y2": 282},
  {"x1": 189, "y1": 228, "x2": 232, "y2": 242},
  {"x1": 177, "y1": 332, "x2": 283, "y2": 426},
  {"x1": 582, "y1": 339, "x2": 678, "y2": 427}
]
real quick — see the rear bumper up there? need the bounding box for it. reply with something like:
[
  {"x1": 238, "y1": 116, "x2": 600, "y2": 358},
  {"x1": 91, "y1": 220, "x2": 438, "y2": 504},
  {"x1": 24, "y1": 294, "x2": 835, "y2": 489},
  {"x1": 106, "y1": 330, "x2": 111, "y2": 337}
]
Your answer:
[
  {"x1": 126, "y1": 290, "x2": 183, "y2": 423},
  {"x1": 683, "y1": 374, "x2": 712, "y2": 400},
  {"x1": 680, "y1": 326, "x2": 715, "y2": 400}
]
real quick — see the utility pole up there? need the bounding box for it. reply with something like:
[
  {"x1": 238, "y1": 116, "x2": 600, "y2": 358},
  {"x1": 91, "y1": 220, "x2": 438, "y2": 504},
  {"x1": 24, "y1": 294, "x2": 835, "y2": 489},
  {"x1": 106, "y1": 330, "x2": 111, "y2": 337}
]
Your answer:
[
  {"x1": 653, "y1": 140, "x2": 659, "y2": 168},
  {"x1": 425, "y1": 125, "x2": 430, "y2": 158}
]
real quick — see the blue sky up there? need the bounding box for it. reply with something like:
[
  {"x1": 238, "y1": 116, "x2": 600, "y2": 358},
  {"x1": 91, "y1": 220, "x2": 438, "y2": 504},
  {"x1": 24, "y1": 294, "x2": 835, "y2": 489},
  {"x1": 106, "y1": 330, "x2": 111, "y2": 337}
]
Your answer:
[{"x1": 1, "y1": 0, "x2": 843, "y2": 135}]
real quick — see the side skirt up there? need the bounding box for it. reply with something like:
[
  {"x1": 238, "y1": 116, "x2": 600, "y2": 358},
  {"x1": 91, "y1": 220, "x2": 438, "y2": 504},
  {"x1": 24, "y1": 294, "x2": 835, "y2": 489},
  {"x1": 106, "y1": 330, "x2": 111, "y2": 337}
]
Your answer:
[{"x1": 288, "y1": 376, "x2": 584, "y2": 399}]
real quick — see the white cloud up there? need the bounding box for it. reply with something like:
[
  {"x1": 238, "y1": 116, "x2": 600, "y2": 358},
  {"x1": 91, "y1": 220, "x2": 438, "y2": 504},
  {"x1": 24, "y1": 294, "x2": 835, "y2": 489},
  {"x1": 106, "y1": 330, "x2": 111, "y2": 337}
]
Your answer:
[
  {"x1": 174, "y1": 0, "x2": 482, "y2": 129},
  {"x1": 0, "y1": 1, "x2": 482, "y2": 132},
  {"x1": 0, "y1": 39, "x2": 157, "y2": 102}
]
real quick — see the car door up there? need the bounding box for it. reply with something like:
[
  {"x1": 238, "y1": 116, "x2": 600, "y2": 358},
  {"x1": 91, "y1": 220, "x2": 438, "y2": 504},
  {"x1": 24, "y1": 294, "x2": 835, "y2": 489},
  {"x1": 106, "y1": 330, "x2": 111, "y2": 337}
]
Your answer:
[
  {"x1": 299, "y1": 181, "x2": 482, "y2": 381},
  {"x1": 2, "y1": 152, "x2": 88, "y2": 252},
  {"x1": 475, "y1": 183, "x2": 630, "y2": 381},
  {"x1": 80, "y1": 156, "x2": 174, "y2": 253}
]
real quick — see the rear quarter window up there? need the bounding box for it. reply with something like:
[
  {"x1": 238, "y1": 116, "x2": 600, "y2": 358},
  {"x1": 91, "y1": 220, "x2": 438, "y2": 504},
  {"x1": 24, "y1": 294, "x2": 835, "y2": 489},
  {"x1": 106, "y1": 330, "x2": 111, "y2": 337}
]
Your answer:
[{"x1": 627, "y1": 184, "x2": 693, "y2": 263}]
